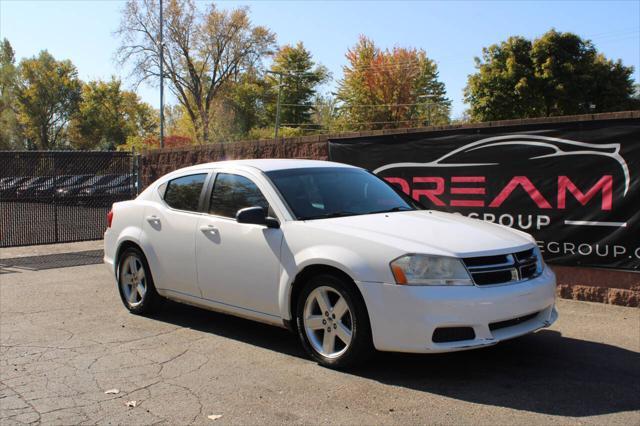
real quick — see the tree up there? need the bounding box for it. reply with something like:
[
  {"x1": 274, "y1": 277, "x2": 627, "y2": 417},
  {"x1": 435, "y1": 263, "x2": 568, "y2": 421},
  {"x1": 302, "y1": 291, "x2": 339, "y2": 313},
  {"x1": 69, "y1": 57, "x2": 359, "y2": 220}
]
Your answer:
[
  {"x1": 0, "y1": 39, "x2": 23, "y2": 150},
  {"x1": 465, "y1": 29, "x2": 638, "y2": 121},
  {"x1": 464, "y1": 36, "x2": 540, "y2": 121},
  {"x1": 220, "y1": 70, "x2": 269, "y2": 137},
  {"x1": 117, "y1": 0, "x2": 276, "y2": 144},
  {"x1": 69, "y1": 78, "x2": 157, "y2": 150},
  {"x1": 164, "y1": 103, "x2": 197, "y2": 139},
  {"x1": 336, "y1": 36, "x2": 451, "y2": 130},
  {"x1": 633, "y1": 83, "x2": 640, "y2": 103},
  {"x1": 117, "y1": 134, "x2": 192, "y2": 151},
  {"x1": 265, "y1": 42, "x2": 329, "y2": 128},
  {"x1": 310, "y1": 94, "x2": 344, "y2": 133},
  {"x1": 15, "y1": 51, "x2": 81, "y2": 149}
]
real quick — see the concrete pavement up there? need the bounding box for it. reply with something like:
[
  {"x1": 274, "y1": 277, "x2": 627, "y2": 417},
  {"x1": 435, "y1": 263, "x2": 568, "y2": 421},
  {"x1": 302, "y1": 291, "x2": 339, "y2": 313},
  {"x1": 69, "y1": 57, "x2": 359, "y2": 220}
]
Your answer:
[{"x1": 1, "y1": 259, "x2": 639, "y2": 425}]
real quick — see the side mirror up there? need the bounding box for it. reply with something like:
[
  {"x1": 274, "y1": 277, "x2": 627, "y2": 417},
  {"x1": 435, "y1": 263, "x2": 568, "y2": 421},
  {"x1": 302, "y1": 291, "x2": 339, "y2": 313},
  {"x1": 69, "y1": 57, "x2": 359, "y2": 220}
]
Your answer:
[{"x1": 236, "y1": 206, "x2": 280, "y2": 229}]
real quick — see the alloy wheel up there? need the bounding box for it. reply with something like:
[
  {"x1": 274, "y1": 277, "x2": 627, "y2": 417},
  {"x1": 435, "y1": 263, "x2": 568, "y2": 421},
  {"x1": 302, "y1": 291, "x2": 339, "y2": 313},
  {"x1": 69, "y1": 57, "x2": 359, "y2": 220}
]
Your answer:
[
  {"x1": 303, "y1": 286, "x2": 353, "y2": 358},
  {"x1": 120, "y1": 255, "x2": 147, "y2": 307}
]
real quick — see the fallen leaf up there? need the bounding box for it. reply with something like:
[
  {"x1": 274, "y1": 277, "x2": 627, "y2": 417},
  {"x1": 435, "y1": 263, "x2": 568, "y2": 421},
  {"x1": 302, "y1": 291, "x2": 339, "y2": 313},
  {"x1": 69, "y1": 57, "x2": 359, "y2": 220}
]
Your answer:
[
  {"x1": 207, "y1": 414, "x2": 223, "y2": 421},
  {"x1": 104, "y1": 389, "x2": 120, "y2": 395},
  {"x1": 126, "y1": 400, "x2": 138, "y2": 408}
]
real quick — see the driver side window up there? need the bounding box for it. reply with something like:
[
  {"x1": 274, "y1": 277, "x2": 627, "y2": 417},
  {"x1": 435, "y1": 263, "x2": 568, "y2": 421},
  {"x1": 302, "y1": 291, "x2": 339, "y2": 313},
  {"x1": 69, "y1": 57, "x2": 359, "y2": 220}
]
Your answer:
[{"x1": 209, "y1": 173, "x2": 270, "y2": 218}]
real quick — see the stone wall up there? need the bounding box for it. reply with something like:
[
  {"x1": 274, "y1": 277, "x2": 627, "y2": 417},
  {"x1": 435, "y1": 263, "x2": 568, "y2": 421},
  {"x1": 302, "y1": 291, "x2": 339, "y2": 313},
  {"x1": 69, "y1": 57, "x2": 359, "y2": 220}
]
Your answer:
[
  {"x1": 139, "y1": 111, "x2": 640, "y2": 307},
  {"x1": 553, "y1": 266, "x2": 638, "y2": 307},
  {"x1": 140, "y1": 110, "x2": 640, "y2": 188},
  {"x1": 139, "y1": 136, "x2": 328, "y2": 188}
]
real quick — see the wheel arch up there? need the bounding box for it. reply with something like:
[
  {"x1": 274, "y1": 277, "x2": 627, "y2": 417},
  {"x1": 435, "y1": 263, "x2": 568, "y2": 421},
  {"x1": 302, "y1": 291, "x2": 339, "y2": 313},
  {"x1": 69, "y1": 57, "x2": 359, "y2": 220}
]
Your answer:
[
  {"x1": 114, "y1": 239, "x2": 144, "y2": 276},
  {"x1": 286, "y1": 263, "x2": 371, "y2": 333}
]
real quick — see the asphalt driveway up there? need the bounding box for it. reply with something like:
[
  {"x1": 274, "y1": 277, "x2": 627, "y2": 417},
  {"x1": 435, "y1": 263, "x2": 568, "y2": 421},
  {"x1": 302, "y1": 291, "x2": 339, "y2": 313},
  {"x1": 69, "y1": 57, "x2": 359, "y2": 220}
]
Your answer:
[{"x1": 0, "y1": 249, "x2": 638, "y2": 425}]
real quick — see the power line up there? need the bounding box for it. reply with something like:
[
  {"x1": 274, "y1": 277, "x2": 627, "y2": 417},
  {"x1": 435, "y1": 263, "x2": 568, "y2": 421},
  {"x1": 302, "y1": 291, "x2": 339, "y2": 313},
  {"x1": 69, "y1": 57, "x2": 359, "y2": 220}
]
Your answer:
[
  {"x1": 258, "y1": 61, "x2": 427, "y2": 90},
  {"x1": 279, "y1": 123, "x2": 326, "y2": 127},
  {"x1": 585, "y1": 27, "x2": 639, "y2": 39},
  {"x1": 592, "y1": 34, "x2": 640, "y2": 44},
  {"x1": 280, "y1": 118, "x2": 430, "y2": 127},
  {"x1": 333, "y1": 29, "x2": 640, "y2": 74},
  {"x1": 279, "y1": 102, "x2": 438, "y2": 108},
  {"x1": 265, "y1": 70, "x2": 323, "y2": 77},
  {"x1": 265, "y1": 29, "x2": 638, "y2": 91},
  {"x1": 265, "y1": 70, "x2": 326, "y2": 138},
  {"x1": 341, "y1": 61, "x2": 426, "y2": 72}
]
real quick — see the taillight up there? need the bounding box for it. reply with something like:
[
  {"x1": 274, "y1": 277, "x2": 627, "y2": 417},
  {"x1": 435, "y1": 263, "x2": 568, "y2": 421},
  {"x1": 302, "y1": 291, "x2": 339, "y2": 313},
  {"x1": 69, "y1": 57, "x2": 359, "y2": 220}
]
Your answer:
[{"x1": 106, "y1": 209, "x2": 114, "y2": 228}]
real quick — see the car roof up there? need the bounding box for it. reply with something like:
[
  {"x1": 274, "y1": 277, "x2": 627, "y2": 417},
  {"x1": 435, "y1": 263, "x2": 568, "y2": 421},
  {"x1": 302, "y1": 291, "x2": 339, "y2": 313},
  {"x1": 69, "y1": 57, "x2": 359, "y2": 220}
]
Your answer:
[{"x1": 175, "y1": 158, "x2": 359, "y2": 174}]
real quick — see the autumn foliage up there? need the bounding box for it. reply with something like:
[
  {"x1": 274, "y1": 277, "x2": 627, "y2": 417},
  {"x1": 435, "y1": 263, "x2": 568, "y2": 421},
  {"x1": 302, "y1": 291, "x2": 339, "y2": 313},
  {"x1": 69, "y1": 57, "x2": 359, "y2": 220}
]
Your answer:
[{"x1": 337, "y1": 36, "x2": 450, "y2": 130}]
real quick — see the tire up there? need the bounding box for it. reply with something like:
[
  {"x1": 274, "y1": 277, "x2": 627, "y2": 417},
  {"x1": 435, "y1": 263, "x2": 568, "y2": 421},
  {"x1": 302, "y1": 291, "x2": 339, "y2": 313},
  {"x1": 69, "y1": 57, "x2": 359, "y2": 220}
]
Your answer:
[
  {"x1": 295, "y1": 273, "x2": 373, "y2": 369},
  {"x1": 117, "y1": 247, "x2": 162, "y2": 315}
]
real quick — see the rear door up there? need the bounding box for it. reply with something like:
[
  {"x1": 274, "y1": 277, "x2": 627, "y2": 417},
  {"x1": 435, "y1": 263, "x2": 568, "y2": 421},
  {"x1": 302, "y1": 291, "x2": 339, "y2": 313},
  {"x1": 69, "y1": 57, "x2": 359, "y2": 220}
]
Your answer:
[{"x1": 142, "y1": 172, "x2": 209, "y2": 297}]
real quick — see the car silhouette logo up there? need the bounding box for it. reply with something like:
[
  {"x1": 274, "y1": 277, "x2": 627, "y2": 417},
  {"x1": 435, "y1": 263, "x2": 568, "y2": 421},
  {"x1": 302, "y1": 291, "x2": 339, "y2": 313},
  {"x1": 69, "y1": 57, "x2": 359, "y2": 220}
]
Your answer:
[{"x1": 373, "y1": 134, "x2": 630, "y2": 196}]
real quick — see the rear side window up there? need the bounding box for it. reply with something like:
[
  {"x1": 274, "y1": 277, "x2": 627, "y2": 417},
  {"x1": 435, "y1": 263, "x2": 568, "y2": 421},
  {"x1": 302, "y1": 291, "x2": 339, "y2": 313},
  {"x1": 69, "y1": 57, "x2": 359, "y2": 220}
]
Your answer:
[
  {"x1": 209, "y1": 173, "x2": 269, "y2": 218},
  {"x1": 163, "y1": 173, "x2": 207, "y2": 212}
]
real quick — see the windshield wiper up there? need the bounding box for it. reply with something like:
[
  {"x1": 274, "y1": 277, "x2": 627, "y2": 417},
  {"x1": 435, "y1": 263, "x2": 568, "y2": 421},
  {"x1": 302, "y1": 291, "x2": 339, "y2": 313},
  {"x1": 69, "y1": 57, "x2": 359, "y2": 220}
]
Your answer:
[
  {"x1": 298, "y1": 211, "x2": 360, "y2": 220},
  {"x1": 366, "y1": 206, "x2": 414, "y2": 215}
]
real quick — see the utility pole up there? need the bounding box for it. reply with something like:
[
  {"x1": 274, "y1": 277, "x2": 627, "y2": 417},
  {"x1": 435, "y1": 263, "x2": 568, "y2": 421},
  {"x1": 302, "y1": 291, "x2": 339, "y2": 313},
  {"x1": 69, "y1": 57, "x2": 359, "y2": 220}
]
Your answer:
[
  {"x1": 159, "y1": 0, "x2": 164, "y2": 148},
  {"x1": 269, "y1": 71, "x2": 284, "y2": 139},
  {"x1": 267, "y1": 70, "x2": 315, "y2": 139},
  {"x1": 418, "y1": 94, "x2": 436, "y2": 127}
]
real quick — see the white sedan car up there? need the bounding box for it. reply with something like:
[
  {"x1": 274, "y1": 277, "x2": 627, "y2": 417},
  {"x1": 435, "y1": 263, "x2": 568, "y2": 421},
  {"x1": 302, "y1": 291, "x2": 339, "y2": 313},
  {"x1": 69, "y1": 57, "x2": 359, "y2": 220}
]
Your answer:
[{"x1": 104, "y1": 159, "x2": 558, "y2": 368}]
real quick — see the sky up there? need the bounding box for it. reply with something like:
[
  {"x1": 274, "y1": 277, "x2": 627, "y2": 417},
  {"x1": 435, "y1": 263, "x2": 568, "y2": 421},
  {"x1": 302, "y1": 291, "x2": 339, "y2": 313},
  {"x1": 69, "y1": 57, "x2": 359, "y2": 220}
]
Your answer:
[{"x1": 1, "y1": 0, "x2": 639, "y2": 119}]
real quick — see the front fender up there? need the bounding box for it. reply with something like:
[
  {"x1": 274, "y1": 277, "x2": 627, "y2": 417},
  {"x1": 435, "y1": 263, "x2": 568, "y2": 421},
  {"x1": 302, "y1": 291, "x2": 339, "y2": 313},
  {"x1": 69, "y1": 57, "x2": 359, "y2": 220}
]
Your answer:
[{"x1": 277, "y1": 244, "x2": 381, "y2": 320}]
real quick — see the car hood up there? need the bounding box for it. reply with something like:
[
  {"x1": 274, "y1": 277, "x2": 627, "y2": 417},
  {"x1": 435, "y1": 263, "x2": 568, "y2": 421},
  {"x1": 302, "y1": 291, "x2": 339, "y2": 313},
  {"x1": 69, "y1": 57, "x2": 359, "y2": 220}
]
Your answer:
[{"x1": 301, "y1": 210, "x2": 534, "y2": 258}]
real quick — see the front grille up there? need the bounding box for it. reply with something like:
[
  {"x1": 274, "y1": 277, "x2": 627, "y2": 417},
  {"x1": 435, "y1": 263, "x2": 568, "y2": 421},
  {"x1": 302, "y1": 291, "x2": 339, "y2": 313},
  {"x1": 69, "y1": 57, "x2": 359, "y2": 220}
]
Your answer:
[
  {"x1": 463, "y1": 254, "x2": 509, "y2": 267},
  {"x1": 489, "y1": 312, "x2": 539, "y2": 331},
  {"x1": 472, "y1": 269, "x2": 515, "y2": 285},
  {"x1": 432, "y1": 327, "x2": 476, "y2": 343},
  {"x1": 463, "y1": 247, "x2": 540, "y2": 286}
]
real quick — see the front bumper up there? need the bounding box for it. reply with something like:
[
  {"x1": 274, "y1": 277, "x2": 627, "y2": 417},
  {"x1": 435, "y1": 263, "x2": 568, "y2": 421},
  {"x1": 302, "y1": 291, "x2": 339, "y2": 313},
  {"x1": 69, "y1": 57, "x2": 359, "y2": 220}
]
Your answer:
[{"x1": 358, "y1": 266, "x2": 557, "y2": 353}]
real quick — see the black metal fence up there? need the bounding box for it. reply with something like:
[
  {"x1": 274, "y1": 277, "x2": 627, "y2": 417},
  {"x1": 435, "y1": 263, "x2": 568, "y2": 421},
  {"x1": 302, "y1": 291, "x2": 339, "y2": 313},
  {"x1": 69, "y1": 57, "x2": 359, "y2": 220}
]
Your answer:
[{"x1": 0, "y1": 151, "x2": 138, "y2": 247}]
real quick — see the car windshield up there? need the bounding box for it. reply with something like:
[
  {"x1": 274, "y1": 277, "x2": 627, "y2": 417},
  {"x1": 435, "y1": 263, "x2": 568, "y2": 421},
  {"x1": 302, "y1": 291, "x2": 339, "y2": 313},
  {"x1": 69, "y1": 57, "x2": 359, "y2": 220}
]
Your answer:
[{"x1": 265, "y1": 167, "x2": 419, "y2": 220}]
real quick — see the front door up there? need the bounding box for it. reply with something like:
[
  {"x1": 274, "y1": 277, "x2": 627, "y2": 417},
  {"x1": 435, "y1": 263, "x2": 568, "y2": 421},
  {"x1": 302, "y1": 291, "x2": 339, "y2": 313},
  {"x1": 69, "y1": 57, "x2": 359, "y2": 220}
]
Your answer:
[{"x1": 195, "y1": 172, "x2": 283, "y2": 317}]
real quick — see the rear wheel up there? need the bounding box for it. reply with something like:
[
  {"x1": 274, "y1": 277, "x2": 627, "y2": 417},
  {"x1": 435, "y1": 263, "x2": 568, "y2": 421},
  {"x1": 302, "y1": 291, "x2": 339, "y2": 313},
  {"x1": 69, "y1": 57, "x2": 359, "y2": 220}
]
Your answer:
[
  {"x1": 117, "y1": 247, "x2": 161, "y2": 315},
  {"x1": 296, "y1": 273, "x2": 372, "y2": 369}
]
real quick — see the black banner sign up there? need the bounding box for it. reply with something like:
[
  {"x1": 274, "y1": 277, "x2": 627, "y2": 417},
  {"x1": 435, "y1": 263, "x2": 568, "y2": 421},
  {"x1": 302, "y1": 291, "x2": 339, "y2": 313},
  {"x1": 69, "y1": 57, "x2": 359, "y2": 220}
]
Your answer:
[{"x1": 328, "y1": 119, "x2": 640, "y2": 271}]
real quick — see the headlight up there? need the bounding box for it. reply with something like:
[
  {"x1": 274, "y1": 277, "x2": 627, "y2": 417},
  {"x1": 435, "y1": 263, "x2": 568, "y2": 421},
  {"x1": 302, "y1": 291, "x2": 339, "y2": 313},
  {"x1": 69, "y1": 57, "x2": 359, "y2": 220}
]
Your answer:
[
  {"x1": 390, "y1": 254, "x2": 473, "y2": 286},
  {"x1": 533, "y1": 246, "x2": 545, "y2": 275}
]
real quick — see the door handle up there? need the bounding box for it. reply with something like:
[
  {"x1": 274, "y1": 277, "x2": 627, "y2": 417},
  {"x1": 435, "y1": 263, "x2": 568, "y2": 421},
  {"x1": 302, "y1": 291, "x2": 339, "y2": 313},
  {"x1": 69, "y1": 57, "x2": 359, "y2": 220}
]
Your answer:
[
  {"x1": 146, "y1": 215, "x2": 160, "y2": 223},
  {"x1": 199, "y1": 224, "x2": 218, "y2": 234}
]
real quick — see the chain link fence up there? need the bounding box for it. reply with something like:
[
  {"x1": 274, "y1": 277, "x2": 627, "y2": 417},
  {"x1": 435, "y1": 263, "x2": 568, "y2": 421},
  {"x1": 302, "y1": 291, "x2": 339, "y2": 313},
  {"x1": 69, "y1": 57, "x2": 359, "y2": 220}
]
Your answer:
[{"x1": 0, "y1": 151, "x2": 138, "y2": 247}]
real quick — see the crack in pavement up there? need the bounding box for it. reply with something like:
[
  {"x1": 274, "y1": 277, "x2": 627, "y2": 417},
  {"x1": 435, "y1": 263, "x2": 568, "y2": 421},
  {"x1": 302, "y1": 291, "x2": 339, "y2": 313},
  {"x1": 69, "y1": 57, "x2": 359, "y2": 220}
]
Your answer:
[
  {"x1": 0, "y1": 380, "x2": 42, "y2": 425},
  {"x1": 3, "y1": 263, "x2": 639, "y2": 425}
]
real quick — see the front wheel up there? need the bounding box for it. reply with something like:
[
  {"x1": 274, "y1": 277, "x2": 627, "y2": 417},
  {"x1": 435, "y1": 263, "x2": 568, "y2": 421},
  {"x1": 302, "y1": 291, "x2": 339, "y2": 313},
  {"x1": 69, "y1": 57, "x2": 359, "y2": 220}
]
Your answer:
[
  {"x1": 296, "y1": 274, "x2": 372, "y2": 369},
  {"x1": 117, "y1": 247, "x2": 161, "y2": 315}
]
